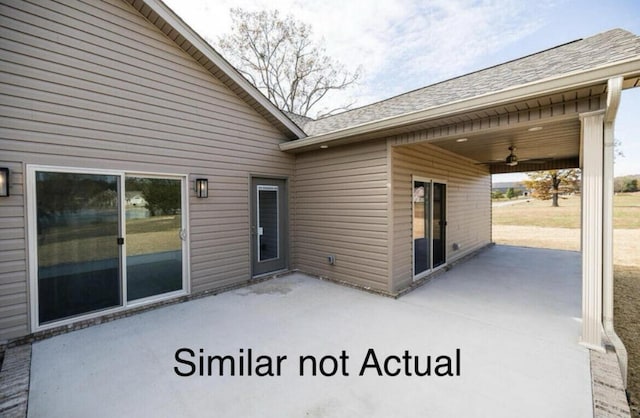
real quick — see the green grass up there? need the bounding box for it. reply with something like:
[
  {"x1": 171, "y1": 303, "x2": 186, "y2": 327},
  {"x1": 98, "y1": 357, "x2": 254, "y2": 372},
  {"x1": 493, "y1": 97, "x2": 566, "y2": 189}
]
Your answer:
[
  {"x1": 492, "y1": 192, "x2": 640, "y2": 229},
  {"x1": 614, "y1": 193, "x2": 640, "y2": 229},
  {"x1": 492, "y1": 196, "x2": 581, "y2": 228}
]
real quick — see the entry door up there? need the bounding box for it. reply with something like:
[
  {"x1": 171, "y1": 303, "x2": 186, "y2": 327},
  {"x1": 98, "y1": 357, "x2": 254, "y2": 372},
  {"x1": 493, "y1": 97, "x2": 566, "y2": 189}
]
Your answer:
[
  {"x1": 413, "y1": 178, "x2": 446, "y2": 279},
  {"x1": 251, "y1": 178, "x2": 288, "y2": 276}
]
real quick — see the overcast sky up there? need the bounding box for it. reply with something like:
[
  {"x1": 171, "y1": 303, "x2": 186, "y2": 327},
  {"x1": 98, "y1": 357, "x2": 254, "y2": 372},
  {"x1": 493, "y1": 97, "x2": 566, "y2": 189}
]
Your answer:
[{"x1": 163, "y1": 0, "x2": 640, "y2": 180}]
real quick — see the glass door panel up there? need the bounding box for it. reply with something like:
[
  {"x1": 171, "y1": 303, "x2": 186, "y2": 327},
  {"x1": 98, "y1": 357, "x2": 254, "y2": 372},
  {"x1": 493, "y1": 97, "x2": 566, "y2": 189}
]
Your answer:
[
  {"x1": 125, "y1": 177, "x2": 183, "y2": 301},
  {"x1": 413, "y1": 181, "x2": 430, "y2": 275},
  {"x1": 257, "y1": 185, "x2": 279, "y2": 261},
  {"x1": 433, "y1": 183, "x2": 446, "y2": 268},
  {"x1": 36, "y1": 172, "x2": 121, "y2": 323}
]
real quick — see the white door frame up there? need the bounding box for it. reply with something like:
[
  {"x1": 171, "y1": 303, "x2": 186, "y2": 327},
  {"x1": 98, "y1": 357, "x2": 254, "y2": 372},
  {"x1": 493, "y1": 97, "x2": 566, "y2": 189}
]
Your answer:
[
  {"x1": 412, "y1": 176, "x2": 448, "y2": 281},
  {"x1": 26, "y1": 165, "x2": 190, "y2": 332}
]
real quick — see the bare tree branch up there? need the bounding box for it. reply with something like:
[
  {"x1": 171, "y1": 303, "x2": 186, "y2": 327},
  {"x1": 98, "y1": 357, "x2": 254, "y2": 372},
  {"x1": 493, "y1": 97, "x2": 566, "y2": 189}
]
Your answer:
[{"x1": 218, "y1": 8, "x2": 361, "y2": 117}]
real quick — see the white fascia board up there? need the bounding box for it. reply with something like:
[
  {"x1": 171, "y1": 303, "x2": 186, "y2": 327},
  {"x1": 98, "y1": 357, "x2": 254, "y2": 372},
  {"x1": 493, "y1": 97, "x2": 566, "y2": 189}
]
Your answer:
[
  {"x1": 281, "y1": 56, "x2": 640, "y2": 152},
  {"x1": 143, "y1": 0, "x2": 306, "y2": 139}
]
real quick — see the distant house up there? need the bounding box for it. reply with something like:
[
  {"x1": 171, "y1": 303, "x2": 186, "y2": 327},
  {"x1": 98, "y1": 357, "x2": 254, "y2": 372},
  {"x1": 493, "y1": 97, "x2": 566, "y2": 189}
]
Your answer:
[
  {"x1": 1, "y1": 0, "x2": 638, "y2": 357},
  {"x1": 127, "y1": 194, "x2": 146, "y2": 207}
]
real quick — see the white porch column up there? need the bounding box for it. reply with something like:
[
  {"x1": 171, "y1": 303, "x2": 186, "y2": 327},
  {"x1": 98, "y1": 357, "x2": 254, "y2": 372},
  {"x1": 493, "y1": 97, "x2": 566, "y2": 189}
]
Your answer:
[{"x1": 579, "y1": 109, "x2": 605, "y2": 351}]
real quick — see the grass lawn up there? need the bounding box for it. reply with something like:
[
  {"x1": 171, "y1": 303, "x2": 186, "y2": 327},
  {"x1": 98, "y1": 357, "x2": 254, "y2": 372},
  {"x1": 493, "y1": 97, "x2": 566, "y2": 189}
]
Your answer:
[
  {"x1": 493, "y1": 192, "x2": 640, "y2": 229},
  {"x1": 493, "y1": 192, "x2": 640, "y2": 416}
]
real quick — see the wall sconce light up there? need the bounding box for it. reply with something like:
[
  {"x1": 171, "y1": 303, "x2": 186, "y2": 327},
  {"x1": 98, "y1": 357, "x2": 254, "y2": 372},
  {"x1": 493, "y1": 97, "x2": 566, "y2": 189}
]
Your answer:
[
  {"x1": 0, "y1": 168, "x2": 9, "y2": 197},
  {"x1": 195, "y1": 178, "x2": 208, "y2": 198}
]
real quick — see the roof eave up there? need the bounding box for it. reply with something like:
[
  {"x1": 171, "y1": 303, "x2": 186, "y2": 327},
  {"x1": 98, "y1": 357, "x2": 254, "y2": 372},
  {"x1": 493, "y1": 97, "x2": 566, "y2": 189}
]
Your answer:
[
  {"x1": 281, "y1": 56, "x2": 640, "y2": 152},
  {"x1": 133, "y1": 0, "x2": 306, "y2": 140}
]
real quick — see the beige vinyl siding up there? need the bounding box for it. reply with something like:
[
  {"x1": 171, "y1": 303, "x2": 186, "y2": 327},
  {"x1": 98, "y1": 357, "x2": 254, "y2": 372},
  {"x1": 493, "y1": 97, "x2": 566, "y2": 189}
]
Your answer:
[
  {"x1": 292, "y1": 140, "x2": 389, "y2": 291},
  {"x1": 390, "y1": 138, "x2": 491, "y2": 292},
  {"x1": 0, "y1": 162, "x2": 28, "y2": 340},
  {"x1": 0, "y1": 0, "x2": 294, "y2": 340}
]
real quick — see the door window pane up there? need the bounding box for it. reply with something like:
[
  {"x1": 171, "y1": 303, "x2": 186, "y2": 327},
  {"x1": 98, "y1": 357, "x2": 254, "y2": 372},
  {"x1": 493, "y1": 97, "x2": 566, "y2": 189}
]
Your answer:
[
  {"x1": 36, "y1": 172, "x2": 121, "y2": 323},
  {"x1": 258, "y1": 186, "x2": 279, "y2": 261},
  {"x1": 125, "y1": 177, "x2": 183, "y2": 301}
]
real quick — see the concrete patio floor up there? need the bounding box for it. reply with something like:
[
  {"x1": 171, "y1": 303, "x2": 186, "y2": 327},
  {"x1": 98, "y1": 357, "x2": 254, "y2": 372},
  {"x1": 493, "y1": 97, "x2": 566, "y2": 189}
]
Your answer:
[{"x1": 28, "y1": 245, "x2": 592, "y2": 417}]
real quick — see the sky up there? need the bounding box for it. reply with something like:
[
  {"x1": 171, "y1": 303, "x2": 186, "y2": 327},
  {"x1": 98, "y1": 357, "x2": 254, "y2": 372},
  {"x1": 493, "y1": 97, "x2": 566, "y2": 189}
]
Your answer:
[{"x1": 163, "y1": 0, "x2": 640, "y2": 181}]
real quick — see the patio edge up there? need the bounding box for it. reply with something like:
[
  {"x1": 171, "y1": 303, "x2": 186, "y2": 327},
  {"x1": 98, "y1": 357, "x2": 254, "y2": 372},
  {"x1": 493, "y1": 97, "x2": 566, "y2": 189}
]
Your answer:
[
  {"x1": 0, "y1": 344, "x2": 31, "y2": 418},
  {"x1": 591, "y1": 345, "x2": 631, "y2": 417}
]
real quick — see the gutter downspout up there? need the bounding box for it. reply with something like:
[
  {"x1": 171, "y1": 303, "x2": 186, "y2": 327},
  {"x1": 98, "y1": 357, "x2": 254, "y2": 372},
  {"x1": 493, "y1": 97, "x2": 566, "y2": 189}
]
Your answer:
[{"x1": 602, "y1": 76, "x2": 627, "y2": 387}]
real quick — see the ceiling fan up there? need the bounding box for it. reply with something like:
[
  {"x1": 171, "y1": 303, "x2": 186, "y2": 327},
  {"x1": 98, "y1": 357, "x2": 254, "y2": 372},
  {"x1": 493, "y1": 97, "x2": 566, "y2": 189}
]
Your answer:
[
  {"x1": 476, "y1": 146, "x2": 552, "y2": 167},
  {"x1": 505, "y1": 146, "x2": 518, "y2": 166}
]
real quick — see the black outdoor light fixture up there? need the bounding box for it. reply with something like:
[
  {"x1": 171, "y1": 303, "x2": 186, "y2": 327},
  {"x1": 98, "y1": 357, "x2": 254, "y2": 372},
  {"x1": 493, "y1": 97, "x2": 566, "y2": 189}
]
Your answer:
[
  {"x1": 0, "y1": 168, "x2": 9, "y2": 197},
  {"x1": 195, "y1": 178, "x2": 208, "y2": 198}
]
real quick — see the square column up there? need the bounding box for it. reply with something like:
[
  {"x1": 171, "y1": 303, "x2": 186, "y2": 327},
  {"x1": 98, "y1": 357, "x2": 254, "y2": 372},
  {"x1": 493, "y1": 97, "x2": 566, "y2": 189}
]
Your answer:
[{"x1": 579, "y1": 110, "x2": 605, "y2": 351}]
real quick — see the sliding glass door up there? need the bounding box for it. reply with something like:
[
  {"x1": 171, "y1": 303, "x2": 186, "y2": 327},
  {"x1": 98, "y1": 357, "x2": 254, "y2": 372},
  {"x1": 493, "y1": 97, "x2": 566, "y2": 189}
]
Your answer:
[
  {"x1": 413, "y1": 178, "x2": 446, "y2": 279},
  {"x1": 31, "y1": 168, "x2": 187, "y2": 326}
]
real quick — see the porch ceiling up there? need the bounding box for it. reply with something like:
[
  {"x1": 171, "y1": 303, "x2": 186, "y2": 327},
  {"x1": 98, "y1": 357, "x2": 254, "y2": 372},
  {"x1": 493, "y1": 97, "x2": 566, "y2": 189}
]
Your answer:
[
  {"x1": 429, "y1": 78, "x2": 639, "y2": 174},
  {"x1": 430, "y1": 117, "x2": 582, "y2": 174},
  {"x1": 385, "y1": 83, "x2": 606, "y2": 174}
]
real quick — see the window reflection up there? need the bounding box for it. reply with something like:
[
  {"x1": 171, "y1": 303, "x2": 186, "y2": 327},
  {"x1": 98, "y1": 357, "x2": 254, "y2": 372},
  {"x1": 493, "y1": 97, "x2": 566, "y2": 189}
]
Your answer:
[
  {"x1": 36, "y1": 172, "x2": 121, "y2": 323},
  {"x1": 125, "y1": 177, "x2": 182, "y2": 301}
]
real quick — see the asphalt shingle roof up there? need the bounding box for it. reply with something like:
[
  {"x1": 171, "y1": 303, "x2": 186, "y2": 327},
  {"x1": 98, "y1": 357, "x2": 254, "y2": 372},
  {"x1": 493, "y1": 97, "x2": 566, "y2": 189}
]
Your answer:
[{"x1": 297, "y1": 29, "x2": 640, "y2": 137}]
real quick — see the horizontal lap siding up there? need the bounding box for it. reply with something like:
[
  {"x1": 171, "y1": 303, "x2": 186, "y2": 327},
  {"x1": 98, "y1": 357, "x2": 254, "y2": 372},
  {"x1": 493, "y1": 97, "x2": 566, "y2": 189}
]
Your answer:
[
  {"x1": 293, "y1": 141, "x2": 389, "y2": 291},
  {"x1": 0, "y1": 0, "x2": 294, "y2": 340},
  {"x1": 391, "y1": 139, "x2": 491, "y2": 292},
  {"x1": 0, "y1": 163, "x2": 28, "y2": 339}
]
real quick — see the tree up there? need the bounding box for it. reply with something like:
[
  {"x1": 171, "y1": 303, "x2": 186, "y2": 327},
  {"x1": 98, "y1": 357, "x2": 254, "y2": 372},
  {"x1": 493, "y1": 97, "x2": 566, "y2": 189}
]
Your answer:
[
  {"x1": 614, "y1": 138, "x2": 624, "y2": 161},
  {"x1": 491, "y1": 190, "x2": 504, "y2": 200},
  {"x1": 523, "y1": 169, "x2": 580, "y2": 207},
  {"x1": 218, "y1": 8, "x2": 361, "y2": 117},
  {"x1": 614, "y1": 175, "x2": 640, "y2": 192},
  {"x1": 622, "y1": 179, "x2": 638, "y2": 193},
  {"x1": 506, "y1": 188, "x2": 516, "y2": 200}
]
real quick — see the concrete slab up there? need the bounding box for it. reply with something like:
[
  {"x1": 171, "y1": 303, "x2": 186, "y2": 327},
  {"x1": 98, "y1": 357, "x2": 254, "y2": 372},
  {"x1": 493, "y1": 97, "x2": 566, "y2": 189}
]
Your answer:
[{"x1": 28, "y1": 245, "x2": 592, "y2": 417}]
